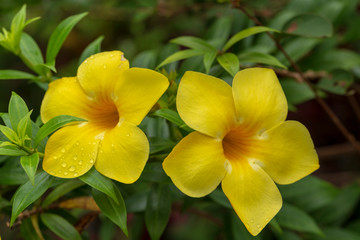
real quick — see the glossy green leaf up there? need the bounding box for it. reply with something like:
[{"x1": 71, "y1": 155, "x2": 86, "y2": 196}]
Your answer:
[
  {"x1": 20, "y1": 218, "x2": 41, "y2": 240},
  {"x1": 313, "y1": 183, "x2": 360, "y2": 225},
  {"x1": 20, "y1": 33, "x2": 44, "y2": 74},
  {"x1": 317, "y1": 69, "x2": 353, "y2": 95},
  {"x1": 283, "y1": 13, "x2": 333, "y2": 38},
  {"x1": 217, "y1": 53, "x2": 239, "y2": 77},
  {"x1": 0, "y1": 142, "x2": 25, "y2": 156},
  {"x1": 140, "y1": 162, "x2": 170, "y2": 183},
  {"x1": 0, "y1": 160, "x2": 28, "y2": 185},
  {"x1": 125, "y1": 191, "x2": 149, "y2": 213},
  {"x1": 153, "y1": 109, "x2": 193, "y2": 132},
  {"x1": 40, "y1": 213, "x2": 81, "y2": 240},
  {"x1": 311, "y1": 228, "x2": 360, "y2": 240},
  {"x1": 11, "y1": 171, "x2": 54, "y2": 226},
  {"x1": 0, "y1": 70, "x2": 35, "y2": 80},
  {"x1": 277, "y1": 231, "x2": 302, "y2": 240},
  {"x1": 79, "y1": 167, "x2": 118, "y2": 204},
  {"x1": 8, "y1": 92, "x2": 29, "y2": 131},
  {"x1": 145, "y1": 185, "x2": 172, "y2": 240},
  {"x1": 231, "y1": 212, "x2": 262, "y2": 240},
  {"x1": 132, "y1": 49, "x2": 158, "y2": 69},
  {"x1": 238, "y1": 52, "x2": 287, "y2": 69},
  {"x1": 20, "y1": 153, "x2": 39, "y2": 186},
  {"x1": 92, "y1": 187, "x2": 128, "y2": 236},
  {"x1": 46, "y1": 12, "x2": 88, "y2": 64},
  {"x1": 9, "y1": 5, "x2": 26, "y2": 52},
  {"x1": 206, "y1": 16, "x2": 232, "y2": 49},
  {"x1": 170, "y1": 36, "x2": 216, "y2": 52},
  {"x1": 277, "y1": 203, "x2": 323, "y2": 236},
  {"x1": 209, "y1": 188, "x2": 232, "y2": 208},
  {"x1": 156, "y1": 49, "x2": 204, "y2": 69},
  {"x1": 281, "y1": 79, "x2": 315, "y2": 107},
  {"x1": 34, "y1": 115, "x2": 86, "y2": 147},
  {"x1": 223, "y1": 26, "x2": 279, "y2": 51},
  {"x1": 0, "y1": 125, "x2": 20, "y2": 143},
  {"x1": 203, "y1": 50, "x2": 217, "y2": 74},
  {"x1": 17, "y1": 110, "x2": 32, "y2": 139},
  {"x1": 42, "y1": 179, "x2": 84, "y2": 207},
  {"x1": 78, "y1": 35, "x2": 104, "y2": 65},
  {"x1": 149, "y1": 137, "x2": 175, "y2": 155}
]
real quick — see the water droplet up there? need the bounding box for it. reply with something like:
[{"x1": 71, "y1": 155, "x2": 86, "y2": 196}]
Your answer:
[
  {"x1": 78, "y1": 160, "x2": 83, "y2": 165},
  {"x1": 69, "y1": 166, "x2": 76, "y2": 172},
  {"x1": 81, "y1": 147, "x2": 84, "y2": 151},
  {"x1": 90, "y1": 158, "x2": 94, "y2": 164},
  {"x1": 84, "y1": 60, "x2": 88, "y2": 63},
  {"x1": 53, "y1": 156, "x2": 58, "y2": 160},
  {"x1": 61, "y1": 162, "x2": 67, "y2": 168},
  {"x1": 250, "y1": 220, "x2": 254, "y2": 223},
  {"x1": 256, "y1": 224, "x2": 260, "y2": 229},
  {"x1": 93, "y1": 141, "x2": 97, "y2": 145},
  {"x1": 73, "y1": 156, "x2": 78, "y2": 160},
  {"x1": 64, "y1": 171, "x2": 68, "y2": 176},
  {"x1": 103, "y1": 64, "x2": 107, "y2": 69},
  {"x1": 50, "y1": 171, "x2": 55, "y2": 175},
  {"x1": 61, "y1": 148, "x2": 66, "y2": 153},
  {"x1": 126, "y1": 133, "x2": 130, "y2": 137},
  {"x1": 58, "y1": 170, "x2": 62, "y2": 174},
  {"x1": 75, "y1": 141, "x2": 80, "y2": 146},
  {"x1": 74, "y1": 172, "x2": 79, "y2": 177},
  {"x1": 111, "y1": 144, "x2": 115, "y2": 147}
]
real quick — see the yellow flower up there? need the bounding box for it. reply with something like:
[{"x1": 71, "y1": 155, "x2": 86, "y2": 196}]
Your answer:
[
  {"x1": 41, "y1": 51, "x2": 169, "y2": 183},
  {"x1": 163, "y1": 68, "x2": 319, "y2": 235}
]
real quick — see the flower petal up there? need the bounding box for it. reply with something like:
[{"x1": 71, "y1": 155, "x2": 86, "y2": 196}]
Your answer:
[
  {"x1": 163, "y1": 132, "x2": 227, "y2": 197},
  {"x1": 177, "y1": 71, "x2": 236, "y2": 138},
  {"x1": 95, "y1": 121, "x2": 149, "y2": 183},
  {"x1": 40, "y1": 77, "x2": 93, "y2": 123},
  {"x1": 232, "y1": 68, "x2": 287, "y2": 131},
  {"x1": 257, "y1": 120, "x2": 319, "y2": 185},
  {"x1": 43, "y1": 124, "x2": 101, "y2": 178},
  {"x1": 114, "y1": 68, "x2": 169, "y2": 125},
  {"x1": 77, "y1": 51, "x2": 129, "y2": 100},
  {"x1": 222, "y1": 160, "x2": 282, "y2": 236}
]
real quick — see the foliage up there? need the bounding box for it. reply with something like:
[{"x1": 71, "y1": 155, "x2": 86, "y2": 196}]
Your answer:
[{"x1": 0, "y1": 0, "x2": 360, "y2": 239}]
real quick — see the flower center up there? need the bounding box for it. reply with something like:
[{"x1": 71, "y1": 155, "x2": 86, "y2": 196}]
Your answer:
[
  {"x1": 88, "y1": 99, "x2": 119, "y2": 131},
  {"x1": 222, "y1": 126, "x2": 259, "y2": 162}
]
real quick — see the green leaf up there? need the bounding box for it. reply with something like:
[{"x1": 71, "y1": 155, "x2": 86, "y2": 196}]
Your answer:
[
  {"x1": 145, "y1": 185, "x2": 172, "y2": 240},
  {"x1": 0, "y1": 112, "x2": 12, "y2": 127},
  {"x1": 79, "y1": 167, "x2": 118, "y2": 204},
  {"x1": 311, "y1": 228, "x2": 360, "y2": 240},
  {"x1": 46, "y1": 12, "x2": 88, "y2": 64},
  {"x1": 0, "y1": 142, "x2": 25, "y2": 156},
  {"x1": 281, "y1": 79, "x2": 316, "y2": 108},
  {"x1": 17, "y1": 110, "x2": 32, "y2": 139},
  {"x1": 34, "y1": 115, "x2": 86, "y2": 147},
  {"x1": 217, "y1": 53, "x2": 239, "y2": 77},
  {"x1": 206, "y1": 16, "x2": 232, "y2": 49},
  {"x1": 20, "y1": 33, "x2": 44, "y2": 74},
  {"x1": 149, "y1": 137, "x2": 175, "y2": 155},
  {"x1": 156, "y1": 49, "x2": 204, "y2": 69},
  {"x1": 78, "y1": 36, "x2": 104, "y2": 65},
  {"x1": 20, "y1": 153, "x2": 40, "y2": 186},
  {"x1": 153, "y1": 109, "x2": 193, "y2": 132},
  {"x1": 131, "y1": 49, "x2": 158, "y2": 69},
  {"x1": 203, "y1": 50, "x2": 217, "y2": 74},
  {"x1": 0, "y1": 125, "x2": 20, "y2": 143},
  {"x1": 283, "y1": 13, "x2": 333, "y2": 38},
  {"x1": 313, "y1": 183, "x2": 360, "y2": 225},
  {"x1": 11, "y1": 171, "x2": 54, "y2": 226},
  {"x1": 223, "y1": 26, "x2": 279, "y2": 51},
  {"x1": 40, "y1": 213, "x2": 81, "y2": 240},
  {"x1": 0, "y1": 160, "x2": 28, "y2": 185},
  {"x1": 276, "y1": 203, "x2": 323, "y2": 236},
  {"x1": 140, "y1": 162, "x2": 170, "y2": 183},
  {"x1": 209, "y1": 188, "x2": 232, "y2": 208},
  {"x1": 238, "y1": 52, "x2": 287, "y2": 69},
  {"x1": 10, "y1": 5, "x2": 27, "y2": 52},
  {"x1": 230, "y1": 212, "x2": 262, "y2": 240},
  {"x1": 42, "y1": 179, "x2": 84, "y2": 207},
  {"x1": 92, "y1": 186, "x2": 128, "y2": 236},
  {"x1": 0, "y1": 70, "x2": 35, "y2": 80},
  {"x1": 8, "y1": 92, "x2": 29, "y2": 131},
  {"x1": 20, "y1": 218, "x2": 41, "y2": 240},
  {"x1": 317, "y1": 69, "x2": 353, "y2": 95},
  {"x1": 125, "y1": 191, "x2": 149, "y2": 213},
  {"x1": 170, "y1": 36, "x2": 216, "y2": 52}
]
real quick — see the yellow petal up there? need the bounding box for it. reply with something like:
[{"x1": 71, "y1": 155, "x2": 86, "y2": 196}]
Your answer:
[
  {"x1": 40, "y1": 77, "x2": 93, "y2": 123},
  {"x1": 77, "y1": 51, "x2": 129, "y2": 100},
  {"x1": 222, "y1": 160, "x2": 282, "y2": 236},
  {"x1": 257, "y1": 120, "x2": 319, "y2": 185},
  {"x1": 232, "y1": 68, "x2": 287, "y2": 131},
  {"x1": 114, "y1": 68, "x2": 169, "y2": 125},
  {"x1": 95, "y1": 121, "x2": 149, "y2": 183},
  {"x1": 163, "y1": 132, "x2": 227, "y2": 197},
  {"x1": 177, "y1": 71, "x2": 236, "y2": 138},
  {"x1": 43, "y1": 124, "x2": 101, "y2": 178}
]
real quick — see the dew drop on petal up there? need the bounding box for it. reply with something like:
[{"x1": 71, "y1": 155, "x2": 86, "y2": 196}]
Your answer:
[
  {"x1": 256, "y1": 224, "x2": 260, "y2": 229},
  {"x1": 50, "y1": 171, "x2": 55, "y2": 175},
  {"x1": 58, "y1": 170, "x2": 62, "y2": 174},
  {"x1": 75, "y1": 141, "x2": 80, "y2": 146},
  {"x1": 74, "y1": 172, "x2": 79, "y2": 177},
  {"x1": 103, "y1": 64, "x2": 107, "y2": 69},
  {"x1": 73, "y1": 156, "x2": 78, "y2": 161},
  {"x1": 64, "y1": 171, "x2": 68, "y2": 176},
  {"x1": 61, "y1": 162, "x2": 67, "y2": 168},
  {"x1": 78, "y1": 160, "x2": 83, "y2": 165},
  {"x1": 90, "y1": 158, "x2": 94, "y2": 164},
  {"x1": 69, "y1": 166, "x2": 76, "y2": 172},
  {"x1": 61, "y1": 148, "x2": 66, "y2": 153},
  {"x1": 53, "y1": 156, "x2": 58, "y2": 160},
  {"x1": 126, "y1": 133, "x2": 130, "y2": 137}
]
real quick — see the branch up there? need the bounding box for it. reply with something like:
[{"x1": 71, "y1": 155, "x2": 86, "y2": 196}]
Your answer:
[{"x1": 232, "y1": 0, "x2": 360, "y2": 153}]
